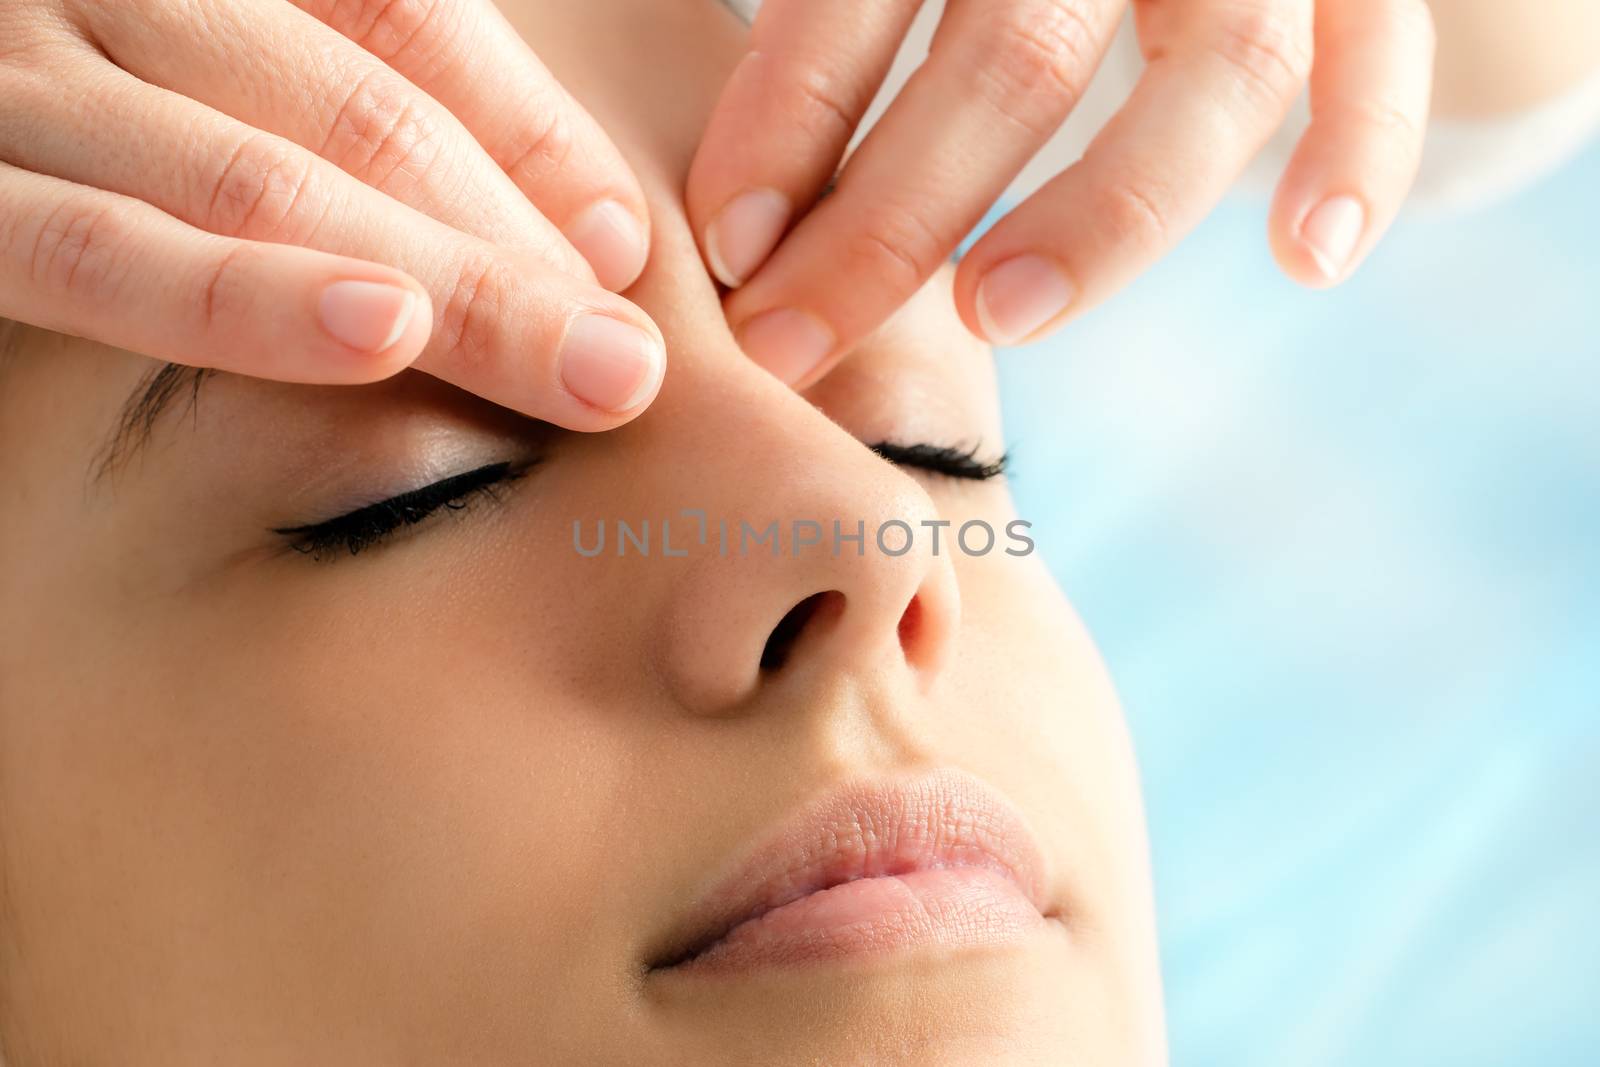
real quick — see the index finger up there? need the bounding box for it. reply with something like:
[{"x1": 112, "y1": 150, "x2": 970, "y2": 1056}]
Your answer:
[{"x1": 296, "y1": 0, "x2": 652, "y2": 290}]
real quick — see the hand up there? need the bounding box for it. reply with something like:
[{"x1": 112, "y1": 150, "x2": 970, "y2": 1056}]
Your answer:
[
  {"x1": 0, "y1": 0, "x2": 663, "y2": 428},
  {"x1": 687, "y1": 0, "x2": 1436, "y2": 385}
]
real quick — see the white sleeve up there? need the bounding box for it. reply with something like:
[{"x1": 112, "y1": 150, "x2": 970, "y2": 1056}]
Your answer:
[
  {"x1": 721, "y1": 1, "x2": 1600, "y2": 214},
  {"x1": 1386, "y1": 71, "x2": 1600, "y2": 212}
]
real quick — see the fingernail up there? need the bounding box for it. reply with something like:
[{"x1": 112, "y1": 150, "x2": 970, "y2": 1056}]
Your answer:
[
  {"x1": 565, "y1": 199, "x2": 648, "y2": 291},
  {"x1": 559, "y1": 314, "x2": 664, "y2": 412},
  {"x1": 974, "y1": 255, "x2": 1075, "y2": 345},
  {"x1": 318, "y1": 280, "x2": 417, "y2": 353},
  {"x1": 1300, "y1": 196, "x2": 1366, "y2": 281},
  {"x1": 737, "y1": 307, "x2": 834, "y2": 385},
  {"x1": 705, "y1": 188, "x2": 791, "y2": 288}
]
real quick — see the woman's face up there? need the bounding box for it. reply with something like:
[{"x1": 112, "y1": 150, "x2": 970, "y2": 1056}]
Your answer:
[{"x1": 0, "y1": 1, "x2": 1163, "y2": 1062}]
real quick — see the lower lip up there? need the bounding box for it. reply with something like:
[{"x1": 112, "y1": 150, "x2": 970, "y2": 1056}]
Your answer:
[{"x1": 671, "y1": 867, "x2": 1045, "y2": 974}]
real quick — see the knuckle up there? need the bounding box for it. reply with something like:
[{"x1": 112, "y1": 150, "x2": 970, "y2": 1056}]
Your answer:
[
  {"x1": 1205, "y1": 4, "x2": 1312, "y2": 109},
  {"x1": 340, "y1": 0, "x2": 462, "y2": 72},
  {"x1": 322, "y1": 68, "x2": 443, "y2": 191},
  {"x1": 24, "y1": 195, "x2": 135, "y2": 300},
  {"x1": 972, "y1": 0, "x2": 1097, "y2": 130},
  {"x1": 1096, "y1": 177, "x2": 1174, "y2": 249},
  {"x1": 778, "y1": 61, "x2": 858, "y2": 147},
  {"x1": 841, "y1": 206, "x2": 951, "y2": 295},
  {"x1": 203, "y1": 133, "x2": 321, "y2": 242},
  {"x1": 195, "y1": 242, "x2": 259, "y2": 337},
  {"x1": 438, "y1": 255, "x2": 512, "y2": 374},
  {"x1": 1345, "y1": 94, "x2": 1423, "y2": 145},
  {"x1": 502, "y1": 104, "x2": 574, "y2": 189}
]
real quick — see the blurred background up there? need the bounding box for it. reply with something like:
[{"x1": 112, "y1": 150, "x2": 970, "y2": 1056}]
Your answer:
[{"x1": 997, "y1": 130, "x2": 1598, "y2": 1064}]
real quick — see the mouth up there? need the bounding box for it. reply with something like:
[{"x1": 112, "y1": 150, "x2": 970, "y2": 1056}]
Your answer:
[{"x1": 647, "y1": 769, "x2": 1060, "y2": 976}]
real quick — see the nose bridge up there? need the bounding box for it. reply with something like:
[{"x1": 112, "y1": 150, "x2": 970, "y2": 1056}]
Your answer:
[{"x1": 638, "y1": 358, "x2": 961, "y2": 716}]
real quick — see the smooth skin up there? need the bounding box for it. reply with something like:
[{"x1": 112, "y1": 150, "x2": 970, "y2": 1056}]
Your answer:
[
  {"x1": 0, "y1": 0, "x2": 663, "y2": 428},
  {"x1": 0, "y1": 2, "x2": 1166, "y2": 1063},
  {"x1": 688, "y1": 0, "x2": 1438, "y2": 384}
]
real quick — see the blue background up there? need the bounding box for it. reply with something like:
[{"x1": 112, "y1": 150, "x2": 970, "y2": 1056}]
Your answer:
[{"x1": 997, "y1": 142, "x2": 1599, "y2": 1064}]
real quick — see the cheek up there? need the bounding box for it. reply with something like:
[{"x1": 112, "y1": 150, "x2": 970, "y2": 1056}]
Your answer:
[
  {"x1": 938, "y1": 550, "x2": 1165, "y2": 1049},
  {"x1": 942, "y1": 545, "x2": 1131, "y2": 812},
  {"x1": 942, "y1": 548, "x2": 1153, "y2": 911},
  {"x1": 1, "y1": 535, "x2": 657, "y2": 1048},
  {"x1": 182, "y1": 564, "x2": 640, "y2": 943}
]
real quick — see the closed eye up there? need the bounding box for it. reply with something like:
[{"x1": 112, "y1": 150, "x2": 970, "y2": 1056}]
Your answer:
[
  {"x1": 870, "y1": 442, "x2": 1008, "y2": 481},
  {"x1": 272, "y1": 461, "x2": 531, "y2": 561},
  {"x1": 270, "y1": 441, "x2": 999, "y2": 562}
]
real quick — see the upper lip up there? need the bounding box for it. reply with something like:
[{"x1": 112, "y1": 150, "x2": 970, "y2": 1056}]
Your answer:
[{"x1": 648, "y1": 768, "x2": 1054, "y2": 971}]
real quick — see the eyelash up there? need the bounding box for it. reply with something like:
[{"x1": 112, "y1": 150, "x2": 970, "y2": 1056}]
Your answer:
[
  {"x1": 273, "y1": 442, "x2": 1005, "y2": 562},
  {"x1": 273, "y1": 461, "x2": 529, "y2": 561},
  {"x1": 870, "y1": 442, "x2": 1009, "y2": 481}
]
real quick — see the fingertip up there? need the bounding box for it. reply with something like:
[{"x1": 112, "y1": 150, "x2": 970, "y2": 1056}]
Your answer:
[
  {"x1": 734, "y1": 306, "x2": 834, "y2": 386},
  {"x1": 1299, "y1": 194, "x2": 1367, "y2": 283},
  {"x1": 314, "y1": 278, "x2": 433, "y2": 378},
  {"x1": 556, "y1": 310, "x2": 666, "y2": 420},
  {"x1": 564, "y1": 198, "x2": 651, "y2": 292},
  {"x1": 1272, "y1": 191, "x2": 1368, "y2": 289},
  {"x1": 704, "y1": 187, "x2": 792, "y2": 289},
  {"x1": 968, "y1": 253, "x2": 1076, "y2": 346},
  {"x1": 384, "y1": 282, "x2": 435, "y2": 369}
]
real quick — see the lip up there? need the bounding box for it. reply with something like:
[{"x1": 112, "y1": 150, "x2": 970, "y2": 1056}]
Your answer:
[{"x1": 648, "y1": 769, "x2": 1058, "y2": 975}]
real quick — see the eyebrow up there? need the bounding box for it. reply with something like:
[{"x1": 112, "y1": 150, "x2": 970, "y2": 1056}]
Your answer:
[{"x1": 92, "y1": 363, "x2": 214, "y2": 482}]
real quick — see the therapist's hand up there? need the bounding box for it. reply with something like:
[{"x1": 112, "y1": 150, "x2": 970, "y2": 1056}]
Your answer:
[
  {"x1": 0, "y1": 0, "x2": 662, "y2": 429},
  {"x1": 688, "y1": 0, "x2": 1435, "y2": 385}
]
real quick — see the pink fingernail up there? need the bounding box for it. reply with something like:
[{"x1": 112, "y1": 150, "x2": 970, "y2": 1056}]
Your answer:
[
  {"x1": 1300, "y1": 196, "x2": 1366, "y2": 281},
  {"x1": 705, "y1": 188, "x2": 791, "y2": 288},
  {"x1": 974, "y1": 255, "x2": 1075, "y2": 345},
  {"x1": 318, "y1": 280, "x2": 417, "y2": 353},
  {"x1": 565, "y1": 199, "x2": 648, "y2": 291},
  {"x1": 559, "y1": 314, "x2": 664, "y2": 412},
  {"x1": 737, "y1": 307, "x2": 834, "y2": 385}
]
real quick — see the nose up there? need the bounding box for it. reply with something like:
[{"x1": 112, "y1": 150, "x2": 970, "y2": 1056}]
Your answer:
[{"x1": 639, "y1": 374, "x2": 962, "y2": 717}]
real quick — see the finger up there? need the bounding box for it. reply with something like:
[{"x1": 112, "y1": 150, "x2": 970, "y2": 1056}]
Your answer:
[
  {"x1": 1269, "y1": 0, "x2": 1434, "y2": 287},
  {"x1": 723, "y1": 0, "x2": 1122, "y2": 386},
  {"x1": 75, "y1": 0, "x2": 587, "y2": 282},
  {"x1": 0, "y1": 161, "x2": 429, "y2": 381},
  {"x1": 0, "y1": 60, "x2": 663, "y2": 429},
  {"x1": 296, "y1": 0, "x2": 652, "y2": 289},
  {"x1": 956, "y1": 0, "x2": 1315, "y2": 346},
  {"x1": 685, "y1": 0, "x2": 923, "y2": 288}
]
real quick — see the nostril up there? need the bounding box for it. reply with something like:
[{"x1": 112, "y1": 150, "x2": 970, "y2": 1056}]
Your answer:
[
  {"x1": 897, "y1": 593, "x2": 922, "y2": 650},
  {"x1": 760, "y1": 592, "x2": 839, "y2": 672}
]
